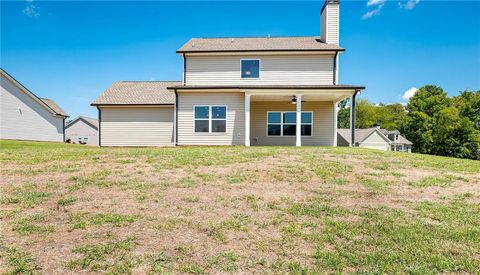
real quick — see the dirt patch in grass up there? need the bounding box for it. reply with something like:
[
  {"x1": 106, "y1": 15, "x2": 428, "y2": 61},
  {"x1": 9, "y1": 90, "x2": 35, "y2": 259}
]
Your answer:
[{"x1": 1, "y1": 141, "x2": 479, "y2": 274}]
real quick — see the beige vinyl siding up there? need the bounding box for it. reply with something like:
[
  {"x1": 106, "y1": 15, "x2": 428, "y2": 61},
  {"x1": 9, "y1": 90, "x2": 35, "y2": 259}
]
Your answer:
[
  {"x1": 359, "y1": 132, "x2": 390, "y2": 151},
  {"x1": 250, "y1": 101, "x2": 334, "y2": 146},
  {"x1": 1, "y1": 74, "x2": 64, "y2": 142},
  {"x1": 325, "y1": 3, "x2": 339, "y2": 45},
  {"x1": 177, "y1": 92, "x2": 244, "y2": 145},
  {"x1": 185, "y1": 55, "x2": 334, "y2": 86},
  {"x1": 100, "y1": 107, "x2": 173, "y2": 146},
  {"x1": 65, "y1": 120, "x2": 98, "y2": 146}
]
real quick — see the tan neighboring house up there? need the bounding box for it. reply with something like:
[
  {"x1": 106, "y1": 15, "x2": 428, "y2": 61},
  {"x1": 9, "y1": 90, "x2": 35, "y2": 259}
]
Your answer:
[
  {"x1": 92, "y1": 0, "x2": 364, "y2": 147},
  {"x1": 337, "y1": 128, "x2": 391, "y2": 151},
  {"x1": 379, "y1": 129, "x2": 413, "y2": 152},
  {"x1": 1, "y1": 68, "x2": 69, "y2": 142},
  {"x1": 65, "y1": 116, "x2": 99, "y2": 146},
  {"x1": 338, "y1": 127, "x2": 413, "y2": 152}
]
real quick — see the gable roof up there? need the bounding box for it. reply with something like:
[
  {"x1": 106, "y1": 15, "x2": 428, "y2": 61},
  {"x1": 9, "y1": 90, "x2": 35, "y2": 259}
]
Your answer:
[
  {"x1": 337, "y1": 128, "x2": 391, "y2": 145},
  {"x1": 379, "y1": 129, "x2": 413, "y2": 145},
  {"x1": 1, "y1": 68, "x2": 69, "y2": 117},
  {"x1": 177, "y1": 36, "x2": 344, "y2": 54},
  {"x1": 91, "y1": 81, "x2": 182, "y2": 105},
  {"x1": 40, "y1": 98, "x2": 69, "y2": 117},
  {"x1": 66, "y1": 116, "x2": 98, "y2": 130}
]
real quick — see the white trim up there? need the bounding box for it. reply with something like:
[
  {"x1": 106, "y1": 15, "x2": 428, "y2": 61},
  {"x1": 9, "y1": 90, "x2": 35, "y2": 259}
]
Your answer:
[
  {"x1": 296, "y1": 94, "x2": 302, "y2": 147},
  {"x1": 173, "y1": 96, "x2": 177, "y2": 146},
  {"x1": 266, "y1": 111, "x2": 313, "y2": 138},
  {"x1": 333, "y1": 101, "x2": 338, "y2": 146},
  {"x1": 193, "y1": 105, "x2": 228, "y2": 134},
  {"x1": 245, "y1": 94, "x2": 251, "y2": 146},
  {"x1": 240, "y1": 58, "x2": 261, "y2": 79}
]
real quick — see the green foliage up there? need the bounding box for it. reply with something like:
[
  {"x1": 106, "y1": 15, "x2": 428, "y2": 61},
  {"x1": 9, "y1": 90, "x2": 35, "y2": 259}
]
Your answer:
[
  {"x1": 402, "y1": 86, "x2": 479, "y2": 159},
  {"x1": 338, "y1": 86, "x2": 479, "y2": 160},
  {"x1": 337, "y1": 99, "x2": 407, "y2": 130}
]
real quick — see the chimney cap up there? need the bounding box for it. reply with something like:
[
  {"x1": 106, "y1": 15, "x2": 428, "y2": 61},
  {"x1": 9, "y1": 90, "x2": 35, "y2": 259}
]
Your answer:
[{"x1": 321, "y1": 0, "x2": 339, "y2": 14}]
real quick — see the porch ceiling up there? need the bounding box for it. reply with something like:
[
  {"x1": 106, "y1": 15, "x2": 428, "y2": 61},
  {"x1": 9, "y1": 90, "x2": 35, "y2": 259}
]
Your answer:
[{"x1": 250, "y1": 92, "x2": 352, "y2": 102}]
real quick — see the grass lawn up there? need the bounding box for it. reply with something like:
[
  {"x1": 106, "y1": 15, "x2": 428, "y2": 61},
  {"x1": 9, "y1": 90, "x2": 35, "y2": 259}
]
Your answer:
[{"x1": 0, "y1": 140, "x2": 479, "y2": 274}]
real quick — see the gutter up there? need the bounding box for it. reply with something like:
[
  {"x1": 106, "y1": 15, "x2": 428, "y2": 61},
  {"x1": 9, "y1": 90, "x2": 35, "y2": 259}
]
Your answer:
[{"x1": 176, "y1": 48, "x2": 345, "y2": 54}]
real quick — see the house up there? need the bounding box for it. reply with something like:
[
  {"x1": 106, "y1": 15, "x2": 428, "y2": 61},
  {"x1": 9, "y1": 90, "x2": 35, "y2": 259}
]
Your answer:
[
  {"x1": 379, "y1": 129, "x2": 413, "y2": 152},
  {"x1": 337, "y1": 128, "x2": 391, "y2": 151},
  {"x1": 1, "y1": 68, "x2": 69, "y2": 142},
  {"x1": 337, "y1": 127, "x2": 413, "y2": 152},
  {"x1": 65, "y1": 116, "x2": 99, "y2": 146},
  {"x1": 92, "y1": 0, "x2": 364, "y2": 147}
]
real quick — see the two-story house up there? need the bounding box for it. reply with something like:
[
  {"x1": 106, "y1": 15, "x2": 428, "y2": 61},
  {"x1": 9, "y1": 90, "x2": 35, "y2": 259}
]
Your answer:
[{"x1": 92, "y1": 0, "x2": 364, "y2": 147}]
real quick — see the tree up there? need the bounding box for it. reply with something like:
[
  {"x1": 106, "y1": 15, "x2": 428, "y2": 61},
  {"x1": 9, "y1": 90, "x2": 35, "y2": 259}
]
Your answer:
[
  {"x1": 337, "y1": 99, "x2": 407, "y2": 130},
  {"x1": 401, "y1": 111, "x2": 433, "y2": 154},
  {"x1": 431, "y1": 106, "x2": 480, "y2": 159},
  {"x1": 407, "y1": 85, "x2": 450, "y2": 116},
  {"x1": 452, "y1": 90, "x2": 480, "y2": 129}
]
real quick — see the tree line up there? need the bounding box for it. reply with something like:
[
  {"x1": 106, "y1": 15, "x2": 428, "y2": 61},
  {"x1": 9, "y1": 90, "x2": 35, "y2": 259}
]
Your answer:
[{"x1": 338, "y1": 85, "x2": 479, "y2": 160}]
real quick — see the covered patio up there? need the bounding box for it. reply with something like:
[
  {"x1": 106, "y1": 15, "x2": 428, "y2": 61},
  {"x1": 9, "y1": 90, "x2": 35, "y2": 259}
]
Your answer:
[{"x1": 243, "y1": 86, "x2": 364, "y2": 146}]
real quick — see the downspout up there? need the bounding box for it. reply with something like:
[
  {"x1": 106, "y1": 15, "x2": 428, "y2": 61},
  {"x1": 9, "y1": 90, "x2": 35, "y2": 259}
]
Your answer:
[
  {"x1": 97, "y1": 106, "x2": 102, "y2": 147},
  {"x1": 182, "y1": 54, "x2": 186, "y2": 86},
  {"x1": 63, "y1": 117, "x2": 66, "y2": 142},
  {"x1": 333, "y1": 52, "x2": 338, "y2": 85}
]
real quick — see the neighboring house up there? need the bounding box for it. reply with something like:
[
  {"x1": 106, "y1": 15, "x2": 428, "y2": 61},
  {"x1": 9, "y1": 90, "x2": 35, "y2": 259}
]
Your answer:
[
  {"x1": 338, "y1": 128, "x2": 391, "y2": 151},
  {"x1": 65, "y1": 116, "x2": 99, "y2": 146},
  {"x1": 92, "y1": 0, "x2": 364, "y2": 147},
  {"x1": 380, "y1": 129, "x2": 413, "y2": 152},
  {"x1": 1, "y1": 68, "x2": 69, "y2": 142},
  {"x1": 338, "y1": 127, "x2": 413, "y2": 152}
]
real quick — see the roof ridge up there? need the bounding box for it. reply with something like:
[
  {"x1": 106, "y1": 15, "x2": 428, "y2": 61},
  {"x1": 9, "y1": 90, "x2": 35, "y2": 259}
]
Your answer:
[
  {"x1": 118, "y1": 80, "x2": 182, "y2": 83},
  {"x1": 190, "y1": 35, "x2": 317, "y2": 39}
]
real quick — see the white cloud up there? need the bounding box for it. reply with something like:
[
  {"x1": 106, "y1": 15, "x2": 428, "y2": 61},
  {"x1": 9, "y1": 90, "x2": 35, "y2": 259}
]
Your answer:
[
  {"x1": 402, "y1": 87, "x2": 418, "y2": 101},
  {"x1": 22, "y1": 1, "x2": 40, "y2": 18},
  {"x1": 362, "y1": 0, "x2": 385, "y2": 20},
  {"x1": 399, "y1": 0, "x2": 420, "y2": 10},
  {"x1": 367, "y1": 0, "x2": 385, "y2": 7}
]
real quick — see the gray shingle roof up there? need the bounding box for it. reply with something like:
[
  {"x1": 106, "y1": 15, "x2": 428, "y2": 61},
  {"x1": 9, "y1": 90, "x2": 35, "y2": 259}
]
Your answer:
[
  {"x1": 40, "y1": 98, "x2": 69, "y2": 117},
  {"x1": 91, "y1": 81, "x2": 182, "y2": 105},
  {"x1": 177, "y1": 36, "x2": 343, "y2": 53},
  {"x1": 337, "y1": 128, "x2": 390, "y2": 144},
  {"x1": 66, "y1": 116, "x2": 98, "y2": 129}
]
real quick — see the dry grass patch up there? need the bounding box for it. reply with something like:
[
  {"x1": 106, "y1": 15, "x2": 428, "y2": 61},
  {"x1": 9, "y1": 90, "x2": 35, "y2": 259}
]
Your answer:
[{"x1": 0, "y1": 140, "x2": 479, "y2": 274}]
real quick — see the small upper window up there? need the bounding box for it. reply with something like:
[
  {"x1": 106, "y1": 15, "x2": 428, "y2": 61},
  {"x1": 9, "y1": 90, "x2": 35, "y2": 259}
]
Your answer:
[{"x1": 241, "y1": 59, "x2": 260, "y2": 78}]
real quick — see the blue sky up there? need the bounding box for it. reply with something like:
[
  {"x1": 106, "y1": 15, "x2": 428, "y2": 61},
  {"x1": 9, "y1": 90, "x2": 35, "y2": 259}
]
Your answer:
[{"x1": 1, "y1": 0, "x2": 479, "y2": 119}]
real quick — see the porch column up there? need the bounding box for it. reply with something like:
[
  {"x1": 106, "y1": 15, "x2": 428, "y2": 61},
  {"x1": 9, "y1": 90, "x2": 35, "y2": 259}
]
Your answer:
[
  {"x1": 350, "y1": 91, "x2": 358, "y2": 147},
  {"x1": 245, "y1": 94, "x2": 251, "y2": 146},
  {"x1": 333, "y1": 101, "x2": 338, "y2": 146},
  {"x1": 296, "y1": 94, "x2": 302, "y2": 147}
]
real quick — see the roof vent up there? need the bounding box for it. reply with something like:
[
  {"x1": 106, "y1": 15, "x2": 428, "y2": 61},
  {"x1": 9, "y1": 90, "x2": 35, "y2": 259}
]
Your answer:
[
  {"x1": 231, "y1": 38, "x2": 234, "y2": 43},
  {"x1": 192, "y1": 42, "x2": 195, "y2": 47}
]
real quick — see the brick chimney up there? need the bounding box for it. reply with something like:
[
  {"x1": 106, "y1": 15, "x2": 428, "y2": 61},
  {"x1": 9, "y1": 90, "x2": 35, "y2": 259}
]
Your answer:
[{"x1": 320, "y1": 0, "x2": 340, "y2": 45}]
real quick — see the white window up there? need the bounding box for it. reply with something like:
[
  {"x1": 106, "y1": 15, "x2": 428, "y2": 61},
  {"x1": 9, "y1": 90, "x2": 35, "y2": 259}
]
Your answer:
[
  {"x1": 267, "y1": 111, "x2": 312, "y2": 137},
  {"x1": 241, "y1": 59, "x2": 260, "y2": 79},
  {"x1": 194, "y1": 106, "x2": 227, "y2": 133}
]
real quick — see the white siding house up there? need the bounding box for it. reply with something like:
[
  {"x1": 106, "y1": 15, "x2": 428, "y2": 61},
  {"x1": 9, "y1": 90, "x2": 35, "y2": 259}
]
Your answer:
[
  {"x1": 65, "y1": 116, "x2": 99, "y2": 146},
  {"x1": 1, "y1": 69, "x2": 68, "y2": 142},
  {"x1": 92, "y1": 0, "x2": 364, "y2": 147},
  {"x1": 337, "y1": 128, "x2": 391, "y2": 151}
]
